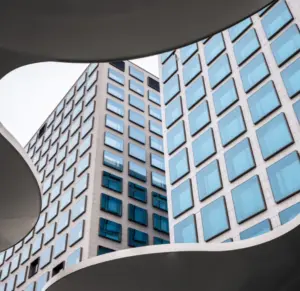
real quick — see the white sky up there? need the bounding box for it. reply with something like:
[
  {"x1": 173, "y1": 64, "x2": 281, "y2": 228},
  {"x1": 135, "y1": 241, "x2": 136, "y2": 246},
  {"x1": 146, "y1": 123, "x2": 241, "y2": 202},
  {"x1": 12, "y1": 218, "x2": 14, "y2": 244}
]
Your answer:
[{"x1": 0, "y1": 56, "x2": 159, "y2": 146}]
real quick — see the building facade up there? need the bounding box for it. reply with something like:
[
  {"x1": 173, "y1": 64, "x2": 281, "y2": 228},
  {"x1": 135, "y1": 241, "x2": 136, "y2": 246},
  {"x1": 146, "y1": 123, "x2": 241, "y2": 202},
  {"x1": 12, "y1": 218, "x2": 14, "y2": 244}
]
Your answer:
[
  {"x1": 0, "y1": 61, "x2": 169, "y2": 291},
  {"x1": 160, "y1": 0, "x2": 300, "y2": 244}
]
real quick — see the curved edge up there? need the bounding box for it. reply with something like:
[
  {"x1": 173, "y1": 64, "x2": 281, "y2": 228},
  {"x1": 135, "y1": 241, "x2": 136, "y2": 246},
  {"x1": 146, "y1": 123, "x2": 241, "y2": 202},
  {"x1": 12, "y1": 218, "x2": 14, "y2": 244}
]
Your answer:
[{"x1": 45, "y1": 213, "x2": 300, "y2": 290}]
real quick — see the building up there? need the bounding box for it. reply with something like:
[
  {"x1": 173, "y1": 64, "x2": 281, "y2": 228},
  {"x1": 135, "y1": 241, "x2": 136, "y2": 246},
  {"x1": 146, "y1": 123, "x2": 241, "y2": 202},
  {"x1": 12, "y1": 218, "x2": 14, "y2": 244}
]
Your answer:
[
  {"x1": 0, "y1": 61, "x2": 169, "y2": 291},
  {"x1": 160, "y1": 0, "x2": 300, "y2": 244}
]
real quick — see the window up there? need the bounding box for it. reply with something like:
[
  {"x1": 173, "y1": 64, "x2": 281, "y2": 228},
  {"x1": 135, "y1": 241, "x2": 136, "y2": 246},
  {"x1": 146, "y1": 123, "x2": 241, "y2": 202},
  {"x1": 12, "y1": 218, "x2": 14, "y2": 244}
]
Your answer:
[
  {"x1": 16, "y1": 267, "x2": 27, "y2": 287},
  {"x1": 279, "y1": 203, "x2": 300, "y2": 225},
  {"x1": 129, "y1": 182, "x2": 147, "y2": 203},
  {"x1": 101, "y1": 194, "x2": 122, "y2": 216},
  {"x1": 257, "y1": 113, "x2": 293, "y2": 160},
  {"x1": 148, "y1": 77, "x2": 160, "y2": 92},
  {"x1": 229, "y1": 17, "x2": 252, "y2": 41},
  {"x1": 45, "y1": 159, "x2": 55, "y2": 177},
  {"x1": 110, "y1": 61, "x2": 125, "y2": 72},
  {"x1": 71, "y1": 195, "x2": 87, "y2": 221},
  {"x1": 149, "y1": 120, "x2": 163, "y2": 136},
  {"x1": 44, "y1": 223, "x2": 56, "y2": 244},
  {"x1": 169, "y1": 148, "x2": 190, "y2": 184},
  {"x1": 127, "y1": 111, "x2": 145, "y2": 130},
  {"x1": 20, "y1": 245, "x2": 31, "y2": 264},
  {"x1": 129, "y1": 94, "x2": 145, "y2": 112},
  {"x1": 61, "y1": 115, "x2": 71, "y2": 133},
  {"x1": 240, "y1": 219, "x2": 272, "y2": 240},
  {"x1": 52, "y1": 262, "x2": 65, "y2": 277},
  {"x1": 10, "y1": 254, "x2": 20, "y2": 273},
  {"x1": 152, "y1": 192, "x2": 168, "y2": 212},
  {"x1": 149, "y1": 105, "x2": 162, "y2": 121},
  {"x1": 234, "y1": 28, "x2": 260, "y2": 65},
  {"x1": 51, "y1": 182, "x2": 63, "y2": 203},
  {"x1": 98, "y1": 246, "x2": 115, "y2": 256},
  {"x1": 129, "y1": 80, "x2": 144, "y2": 96},
  {"x1": 196, "y1": 160, "x2": 222, "y2": 201},
  {"x1": 160, "y1": 51, "x2": 174, "y2": 64},
  {"x1": 164, "y1": 74, "x2": 180, "y2": 104},
  {"x1": 28, "y1": 258, "x2": 39, "y2": 278},
  {"x1": 180, "y1": 43, "x2": 198, "y2": 63},
  {"x1": 53, "y1": 233, "x2": 68, "y2": 258},
  {"x1": 129, "y1": 126, "x2": 146, "y2": 144},
  {"x1": 73, "y1": 101, "x2": 83, "y2": 120},
  {"x1": 24, "y1": 282, "x2": 35, "y2": 291},
  {"x1": 293, "y1": 99, "x2": 300, "y2": 123},
  {"x1": 129, "y1": 66, "x2": 144, "y2": 82},
  {"x1": 204, "y1": 33, "x2": 225, "y2": 64},
  {"x1": 174, "y1": 215, "x2": 198, "y2": 243},
  {"x1": 172, "y1": 179, "x2": 193, "y2": 218},
  {"x1": 39, "y1": 247, "x2": 52, "y2": 269},
  {"x1": 77, "y1": 153, "x2": 90, "y2": 176},
  {"x1": 148, "y1": 90, "x2": 161, "y2": 105},
  {"x1": 107, "y1": 83, "x2": 124, "y2": 101},
  {"x1": 5, "y1": 247, "x2": 13, "y2": 260},
  {"x1": 48, "y1": 201, "x2": 59, "y2": 222},
  {"x1": 267, "y1": 151, "x2": 300, "y2": 203},
  {"x1": 104, "y1": 131, "x2": 124, "y2": 152},
  {"x1": 192, "y1": 128, "x2": 216, "y2": 166},
  {"x1": 162, "y1": 54, "x2": 177, "y2": 83},
  {"x1": 68, "y1": 132, "x2": 80, "y2": 152},
  {"x1": 150, "y1": 136, "x2": 164, "y2": 153},
  {"x1": 232, "y1": 175, "x2": 266, "y2": 223},
  {"x1": 128, "y1": 143, "x2": 146, "y2": 162},
  {"x1": 56, "y1": 147, "x2": 67, "y2": 165},
  {"x1": 154, "y1": 237, "x2": 169, "y2": 245},
  {"x1": 281, "y1": 57, "x2": 300, "y2": 98},
  {"x1": 103, "y1": 150, "x2": 124, "y2": 172},
  {"x1": 0, "y1": 263, "x2": 10, "y2": 280},
  {"x1": 225, "y1": 138, "x2": 255, "y2": 182},
  {"x1": 88, "y1": 63, "x2": 98, "y2": 75},
  {"x1": 201, "y1": 196, "x2": 230, "y2": 241},
  {"x1": 66, "y1": 87, "x2": 75, "y2": 103},
  {"x1": 48, "y1": 143, "x2": 58, "y2": 160},
  {"x1": 0, "y1": 252, "x2": 4, "y2": 266},
  {"x1": 218, "y1": 106, "x2": 246, "y2": 146},
  {"x1": 66, "y1": 248, "x2": 82, "y2": 267},
  {"x1": 65, "y1": 150, "x2": 77, "y2": 170},
  {"x1": 128, "y1": 204, "x2": 148, "y2": 226},
  {"x1": 166, "y1": 96, "x2": 183, "y2": 128},
  {"x1": 57, "y1": 211, "x2": 70, "y2": 233},
  {"x1": 79, "y1": 135, "x2": 92, "y2": 156},
  {"x1": 35, "y1": 213, "x2": 46, "y2": 233},
  {"x1": 271, "y1": 24, "x2": 300, "y2": 66},
  {"x1": 153, "y1": 214, "x2": 169, "y2": 234},
  {"x1": 248, "y1": 81, "x2": 281, "y2": 124},
  {"x1": 185, "y1": 76, "x2": 206, "y2": 109},
  {"x1": 83, "y1": 101, "x2": 95, "y2": 121},
  {"x1": 108, "y1": 68, "x2": 125, "y2": 85},
  {"x1": 183, "y1": 54, "x2": 201, "y2": 85},
  {"x1": 151, "y1": 154, "x2": 165, "y2": 171},
  {"x1": 60, "y1": 188, "x2": 73, "y2": 211},
  {"x1": 77, "y1": 73, "x2": 86, "y2": 90},
  {"x1": 128, "y1": 228, "x2": 148, "y2": 247},
  {"x1": 240, "y1": 53, "x2": 270, "y2": 93},
  {"x1": 106, "y1": 99, "x2": 124, "y2": 117},
  {"x1": 129, "y1": 161, "x2": 147, "y2": 182},
  {"x1": 102, "y1": 171, "x2": 123, "y2": 193},
  {"x1": 208, "y1": 54, "x2": 231, "y2": 89},
  {"x1": 99, "y1": 218, "x2": 122, "y2": 242},
  {"x1": 151, "y1": 172, "x2": 166, "y2": 191},
  {"x1": 189, "y1": 100, "x2": 210, "y2": 136},
  {"x1": 81, "y1": 117, "x2": 94, "y2": 138},
  {"x1": 262, "y1": 1, "x2": 293, "y2": 39},
  {"x1": 63, "y1": 168, "x2": 75, "y2": 189},
  {"x1": 31, "y1": 233, "x2": 43, "y2": 255},
  {"x1": 69, "y1": 220, "x2": 85, "y2": 246}
]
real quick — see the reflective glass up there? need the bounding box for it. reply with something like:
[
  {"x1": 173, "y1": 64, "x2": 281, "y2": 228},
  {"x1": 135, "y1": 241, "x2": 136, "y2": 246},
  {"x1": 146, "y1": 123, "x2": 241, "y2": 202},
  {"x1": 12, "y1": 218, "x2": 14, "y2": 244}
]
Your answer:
[
  {"x1": 165, "y1": 96, "x2": 183, "y2": 128},
  {"x1": 99, "y1": 218, "x2": 122, "y2": 242},
  {"x1": 85, "y1": 85, "x2": 97, "y2": 105},
  {"x1": 44, "y1": 223, "x2": 56, "y2": 244},
  {"x1": 108, "y1": 68, "x2": 125, "y2": 85},
  {"x1": 129, "y1": 66, "x2": 144, "y2": 82},
  {"x1": 229, "y1": 17, "x2": 252, "y2": 41},
  {"x1": 151, "y1": 154, "x2": 165, "y2": 171},
  {"x1": 31, "y1": 233, "x2": 43, "y2": 255},
  {"x1": 129, "y1": 126, "x2": 146, "y2": 144},
  {"x1": 149, "y1": 105, "x2": 162, "y2": 120},
  {"x1": 69, "y1": 220, "x2": 85, "y2": 246},
  {"x1": 160, "y1": 51, "x2": 174, "y2": 63},
  {"x1": 153, "y1": 214, "x2": 169, "y2": 234},
  {"x1": 129, "y1": 143, "x2": 146, "y2": 162},
  {"x1": 168, "y1": 122, "x2": 186, "y2": 154},
  {"x1": 150, "y1": 136, "x2": 164, "y2": 153},
  {"x1": 63, "y1": 168, "x2": 75, "y2": 190},
  {"x1": 240, "y1": 219, "x2": 271, "y2": 240},
  {"x1": 39, "y1": 247, "x2": 52, "y2": 269},
  {"x1": 105, "y1": 114, "x2": 124, "y2": 133},
  {"x1": 68, "y1": 132, "x2": 80, "y2": 152},
  {"x1": 129, "y1": 79, "x2": 144, "y2": 96},
  {"x1": 129, "y1": 110, "x2": 145, "y2": 127},
  {"x1": 106, "y1": 99, "x2": 124, "y2": 117},
  {"x1": 208, "y1": 54, "x2": 231, "y2": 89},
  {"x1": 180, "y1": 43, "x2": 198, "y2": 63},
  {"x1": 57, "y1": 211, "x2": 70, "y2": 233},
  {"x1": 70, "y1": 117, "x2": 81, "y2": 135},
  {"x1": 174, "y1": 215, "x2": 198, "y2": 243},
  {"x1": 77, "y1": 154, "x2": 90, "y2": 176},
  {"x1": 148, "y1": 90, "x2": 161, "y2": 105},
  {"x1": 73, "y1": 101, "x2": 83, "y2": 120},
  {"x1": 16, "y1": 267, "x2": 27, "y2": 287},
  {"x1": 205, "y1": 33, "x2": 225, "y2": 64},
  {"x1": 169, "y1": 149, "x2": 190, "y2": 184},
  {"x1": 279, "y1": 202, "x2": 300, "y2": 224},
  {"x1": 281, "y1": 57, "x2": 300, "y2": 98},
  {"x1": 185, "y1": 77, "x2": 206, "y2": 109},
  {"x1": 101, "y1": 193, "x2": 122, "y2": 216},
  {"x1": 65, "y1": 150, "x2": 77, "y2": 170},
  {"x1": 47, "y1": 200, "x2": 59, "y2": 222},
  {"x1": 172, "y1": 179, "x2": 193, "y2": 218},
  {"x1": 128, "y1": 204, "x2": 148, "y2": 226},
  {"x1": 129, "y1": 182, "x2": 147, "y2": 203},
  {"x1": 53, "y1": 234, "x2": 67, "y2": 258},
  {"x1": 83, "y1": 101, "x2": 95, "y2": 121},
  {"x1": 103, "y1": 150, "x2": 124, "y2": 172},
  {"x1": 74, "y1": 173, "x2": 89, "y2": 198},
  {"x1": 152, "y1": 192, "x2": 168, "y2": 212},
  {"x1": 86, "y1": 70, "x2": 98, "y2": 90},
  {"x1": 149, "y1": 120, "x2": 163, "y2": 136},
  {"x1": 128, "y1": 228, "x2": 148, "y2": 247},
  {"x1": 129, "y1": 94, "x2": 145, "y2": 112},
  {"x1": 189, "y1": 100, "x2": 210, "y2": 136},
  {"x1": 129, "y1": 161, "x2": 147, "y2": 182},
  {"x1": 104, "y1": 131, "x2": 124, "y2": 152},
  {"x1": 72, "y1": 196, "x2": 87, "y2": 221},
  {"x1": 66, "y1": 248, "x2": 82, "y2": 267},
  {"x1": 164, "y1": 74, "x2": 180, "y2": 104},
  {"x1": 154, "y1": 237, "x2": 169, "y2": 245},
  {"x1": 183, "y1": 54, "x2": 201, "y2": 85},
  {"x1": 293, "y1": 99, "x2": 300, "y2": 123},
  {"x1": 60, "y1": 189, "x2": 73, "y2": 210},
  {"x1": 107, "y1": 83, "x2": 124, "y2": 101},
  {"x1": 102, "y1": 171, "x2": 123, "y2": 193},
  {"x1": 151, "y1": 172, "x2": 166, "y2": 190},
  {"x1": 162, "y1": 54, "x2": 177, "y2": 83}
]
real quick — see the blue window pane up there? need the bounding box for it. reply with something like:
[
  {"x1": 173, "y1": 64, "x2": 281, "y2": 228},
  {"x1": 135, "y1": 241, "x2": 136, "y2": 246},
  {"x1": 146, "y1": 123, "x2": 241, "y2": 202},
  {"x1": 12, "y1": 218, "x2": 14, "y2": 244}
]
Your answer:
[
  {"x1": 267, "y1": 151, "x2": 300, "y2": 203},
  {"x1": 164, "y1": 74, "x2": 180, "y2": 104},
  {"x1": 104, "y1": 131, "x2": 124, "y2": 152},
  {"x1": 150, "y1": 136, "x2": 164, "y2": 153},
  {"x1": 279, "y1": 202, "x2": 300, "y2": 225},
  {"x1": 258, "y1": 4, "x2": 272, "y2": 16},
  {"x1": 129, "y1": 110, "x2": 145, "y2": 127},
  {"x1": 106, "y1": 99, "x2": 124, "y2": 117},
  {"x1": 98, "y1": 246, "x2": 115, "y2": 256},
  {"x1": 257, "y1": 113, "x2": 293, "y2": 160},
  {"x1": 225, "y1": 138, "x2": 256, "y2": 182},
  {"x1": 128, "y1": 228, "x2": 148, "y2": 247},
  {"x1": 223, "y1": 238, "x2": 233, "y2": 243},
  {"x1": 240, "y1": 53, "x2": 270, "y2": 93},
  {"x1": 183, "y1": 54, "x2": 201, "y2": 85},
  {"x1": 154, "y1": 237, "x2": 169, "y2": 245},
  {"x1": 196, "y1": 160, "x2": 222, "y2": 201},
  {"x1": 129, "y1": 126, "x2": 146, "y2": 144},
  {"x1": 248, "y1": 81, "x2": 281, "y2": 124},
  {"x1": 66, "y1": 248, "x2": 82, "y2": 267},
  {"x1": 165, "y1": 96, "x2": 183, "y2": 128},
  {"x1": 229, "y1": 17, "x2": 252, "y2": 42},
  {"x1": 102, "y1": 171, "x2": 123, "y2": 193},
  {"x1": 149, "y1": 105, "x2": 162, "y2": 121},
  {"x1": 149, "y1": 120, "x2": 163, "y2": 136},
  {"x1": 161, "y1": 51, "x2": 174, "y2": 64},
  {"x1": 232, "y1": 175, "x2": 266, "y2": 223},
  {"x1": 153, "y1": 214, "x2": 169, "y2": 234},
  {"x1": 192, "y1": 128, "x2": 216, "y2": 166},
  {"x1": 162, "y1": 54, "x2": 178, "y2": 83},
  {"x1": 129, "y1": 66, "x2": 144, "y2": 82},
  {"x1": 103, "y1": 150, "x2": 124, "y2": 172},
  {"x1": 208, "y1": 54, "x2": 231, "y2": 89},
  {"x1": 213, "y1": 78, "x2": 238, "y2": 116},
  {"x1": 234, "y1": 28, "x2": 261, "y2": 65},
  {"x1": 185, "y1": 76, "x2": 206, "y2": 109},
  {"x1": 180, "y1": 43, "x2": 198, "y2": 63},
  {"x1": 151, "y1": 154, "x2": 165, "y2": 171},
  {"x1": 129, "y1": 94, "x2": 145, "y2": 112},
  {"x1": 129, "y1": 143, "x2": 146, "y2": 162},
  {"x1": 129, "y1": 182, "x2": 147, "y2": 203},
  {"x1": 167, "y1": 121, "x2": 186, "y2": 154},
  {"x1": 129, "y1": 79, "x2": 144, "y2": 96},
  {"x1": 293, "y1": 99, "x2": 300, "y2": 123},
  {"x1": 204, "y1": 33, "x2": 225, "y2": 65},
  {"x1": 189, "y1": 101, "x2": 210, "y2": 136},
  {"x1": 201, "y1": 196, "x2": 230, "y2": 241},
  {"x1": 105, "y1": 114, "x2": 124, "y2": 133},
  {"x1": 174, "y1": 215, "x2": 198, "y2": 243},
  {"x1": 271, "y1": 24, "x2": 300, "y2": 66},
  {"x1": 108, "y1": 68, "x2": 125, "y2": 85},
  {"x1": 148, "y1": 90, "x2": 161, "y2": 105},
  {"x1": 171, "y1": 179, "x2": 193, "y2": 218},
  {"x1": 281, "y1": 57, "x2": 300, "y2": 98},
  {"x1": 240, "y1": 219, "x2": 272, "y2": 240},
  {"x1": 128, "y1": 204, "x2": 148, "y2": 226},
  {"x1": 262, "y1": 1, "x2": 293, "y2": 39},
  {"x1": 152, "y1": 192, "x2": 168, "y2": 212},
  {"x1": 107, "y1": 83, "x2": 124, "y2": 101},
  {"x1": 99, "y1": 218, "x2": 122, "y2": 242},
  {"x1": 169, "y1": 149, "x2": 190, "y2": 184},
  {"x1": 129, "y1": 161, "x2": 147, "y2": 182},
  {"x1": 218, "y1": 106, "x2": 246, "y2": 146},
  {"x1": 151, "y1": 172, "x2": 166, "y2": 191}
]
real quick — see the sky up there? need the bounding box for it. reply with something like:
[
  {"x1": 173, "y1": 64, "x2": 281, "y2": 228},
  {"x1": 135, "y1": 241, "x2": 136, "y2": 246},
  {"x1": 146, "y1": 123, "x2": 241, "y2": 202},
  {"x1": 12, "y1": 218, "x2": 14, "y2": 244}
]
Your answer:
[{"x1": 0, "y1": 56, "x2": 159, "y2": 146}]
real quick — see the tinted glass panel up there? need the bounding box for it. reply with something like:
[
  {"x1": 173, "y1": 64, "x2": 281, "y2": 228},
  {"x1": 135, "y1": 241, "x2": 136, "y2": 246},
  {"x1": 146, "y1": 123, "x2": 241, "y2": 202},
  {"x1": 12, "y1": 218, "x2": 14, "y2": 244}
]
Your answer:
[
  {"x1": 128, "y1": 228, "x2": 148, "y2": 247},
  {"x1": 129, "y1": 110, "x2": 145, "y2": 127},
  {"x1": 151, "y1": 172, "x2": 166, "y2": 190},
  {"x1": 169, "y1": 149, "x2": 190, "y2": 184},
  {"x1": 165, "y1": 96, "x2": 183, "y2": 128},
  {"x1": 180, "y1": 43, "x2": 198, "y2": 63},
  {"x1": 281, "y1": 57, "x2": 300, "y2": 98},
  {"x1": 293, "y1": 99, "x2": 300, "y2": 123},
  {"x1": 105, "y1": 114, "x2": 124, "y2": 133},
  {"x1": 152, "y1": 192, "x2": 168, "y2": 211},
  {"x1": 149, "y1": 120, "x2": 163, "y2": 136},
  {"x1": 103, "y1": 150, "x2": 124, "y2": 172},
  {"x1": 208, "y1": 54, "x2": 231, "y2": 89},
  {"x1": 153, "y1": 214, "x2": 169, "y2": 234},
  {"x1": 185, "y1": 77, "x2": 206, "y2": 109},
  {"x1": 107, "y1": 83, "x2": 124, "y2": 101},
  {"x1": 189, "y1": 101, "x2": 210, "y2": 136},
  {"x1": 161, "y1": 51, "x2": 174, "y2": 63},
  {"x1": 129, "y1": 143, "x2": 146, "y2": 162},
  {"x1": 164, "y1": 74, "x2": 180, "y2": 104},
  {"x1": 102, "y1": 171, "x2": 123, "y2": 193},
  {"x1": 106, "y1": 99, "x2": 124, "y2": 117},
  {"x1": 104, "y1": 132, "x2": 124, "y2": 152},
  {"x1": 129, "y1": 126, "x2": 146, "y2": 144},
  {"x1": 183, "y1": 55, "x2": 201, "y2": 85},
  {"x1": 172, "y1": 179, "x2": 193, "y2": 218},
  {"x1": 240, "y1": 219, "x2": 271, "y2": 240},
  {"x1": 108, "y1": 68, "x2": 125, "y2": 85},
  {"x1": 162, "y1": 54, "x2": 177, "y2": 82},
  {"x1": 167, "y1": 121, "x2": 186, "y2": 154},
  {"x1": 205, "y1": 33, "x2": 225, "y2": 64},
  {"x1": 99, "y1": 218, "x2": 122, "y2": 242},
  {"x1": 279, "y1": 202, "x2": 300, "y2": 225},
  {"x1": 149, "y1": 105, "x2": 161, "y2": 120},
  {"x1": 148, "y1": 90, "x2": 161, "y2": 105},
  {"x1": 129, "y1": 182, "x2": 147, "y2": 203},
  {"x1": 129, "y1": 80, "x2": 144, "y2": 96},
  {"x1": 229, "y1": 17, "x2": 252, "y2": 41},
  {"x1": 129, "y1": 162, "x2": 147, "y2": 182},
  {"x1": 128, "y1": 204, "x2": 148, "y2": 226},
  {"x1": 129, "y1": 66, "x2": 144, "y2": 82},
  {"x1": 129, "y1": 94, "x2": 145, "y2": 112},
  {"x1": 174, "y1": 215, "x2": 198, "y2": 243},
  {"x1": 151, "y1": 154, "x2": 165, "y2": 171},
  {"x1": 150, "y1": 136, "x2": 164, "y2": 153}
]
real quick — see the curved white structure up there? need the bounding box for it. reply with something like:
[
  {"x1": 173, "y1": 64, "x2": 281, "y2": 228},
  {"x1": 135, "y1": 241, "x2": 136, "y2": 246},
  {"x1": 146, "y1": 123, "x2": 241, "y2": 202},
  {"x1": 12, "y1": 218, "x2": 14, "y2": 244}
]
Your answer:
[
  {"x1": 45, "y1": 215, "x2": 300, "y2": 291},
  {"x1": 0, "y1": 123, "x2": 41, "y2": 251}
]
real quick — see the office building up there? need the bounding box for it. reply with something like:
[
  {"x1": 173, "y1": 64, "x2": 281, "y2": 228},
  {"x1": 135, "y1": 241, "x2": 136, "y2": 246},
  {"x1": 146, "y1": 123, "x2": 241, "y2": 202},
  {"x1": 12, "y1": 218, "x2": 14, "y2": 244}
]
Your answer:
[
  {"x1": 160, "y1": 0, "x2": 300, "y2": 244},
  {"x1": 0, "y1": 61, "x2": 169, "y2": 291}
]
